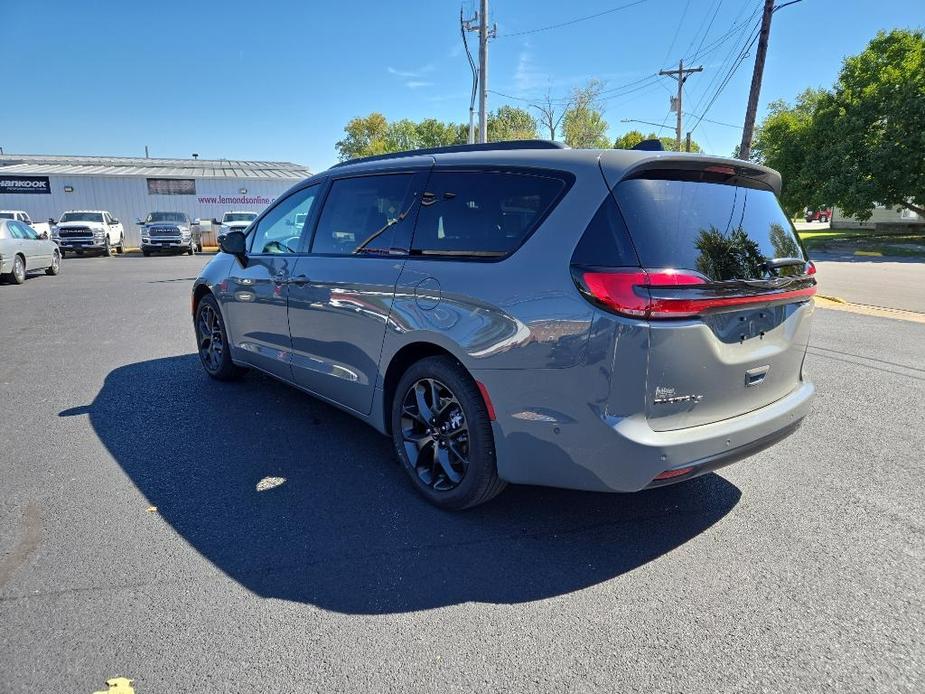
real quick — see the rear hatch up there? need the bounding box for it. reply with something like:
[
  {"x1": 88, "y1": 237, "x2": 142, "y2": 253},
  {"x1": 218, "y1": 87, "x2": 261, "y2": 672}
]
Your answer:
[{"x1": 575, "y1": 159, "x2": 815, "y2": 432}]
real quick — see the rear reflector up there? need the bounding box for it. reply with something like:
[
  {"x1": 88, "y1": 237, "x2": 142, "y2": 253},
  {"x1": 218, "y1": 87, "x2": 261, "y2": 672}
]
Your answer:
[
  {"x1": 654, "y1": 466, "x2": 696, "y2": 481},
  {"x1": 476, "y1": 380, "x2": 496, "y2": 421},
  {"x1": 577, "y1": 267, "x2": 816, "y2": 319}
]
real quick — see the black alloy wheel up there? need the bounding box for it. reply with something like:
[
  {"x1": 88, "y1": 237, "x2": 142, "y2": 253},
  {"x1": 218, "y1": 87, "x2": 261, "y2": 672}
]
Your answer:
[
  {"x1": 195, "y1": 295, "x2": 247, "y2": 381},
  {"x1": 400, "y1": 377, "x2": 470, "y2": 491},
  {"x1": 391, "y1": 356, "x2": 506, "y2": 509}
]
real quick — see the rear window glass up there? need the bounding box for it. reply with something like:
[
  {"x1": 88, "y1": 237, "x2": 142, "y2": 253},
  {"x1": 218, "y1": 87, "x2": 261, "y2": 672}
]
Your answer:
[
  {"x1": 412, "y1": 171, "x2": 566, "y2": 257},
  {"x1": 614, "y1": 179, "x2": 805, "y2": 281}
]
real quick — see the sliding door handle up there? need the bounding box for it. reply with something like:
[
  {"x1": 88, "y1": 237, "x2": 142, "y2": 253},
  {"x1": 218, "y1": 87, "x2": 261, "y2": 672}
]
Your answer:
[{"x1": 288, "y1": 274, "x2": 310, "y2": 286}]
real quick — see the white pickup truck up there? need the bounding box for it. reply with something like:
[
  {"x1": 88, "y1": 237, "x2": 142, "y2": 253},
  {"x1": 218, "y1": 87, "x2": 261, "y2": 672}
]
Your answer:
[
  {"x1": 53, "y1": 210, "x2": 125, "y2": 257},
  {"x1": 0, "y1": 210, "x2": 54, "y2": 239}
]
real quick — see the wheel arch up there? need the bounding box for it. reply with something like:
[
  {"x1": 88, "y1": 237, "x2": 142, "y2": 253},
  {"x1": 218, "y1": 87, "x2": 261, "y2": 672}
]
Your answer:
[
  {"x1": 380, "y1": 341, "x2": 467, "y2": 435},
  {"x1": 192, "y1": 283, "x2": 213, "y2": 315}
]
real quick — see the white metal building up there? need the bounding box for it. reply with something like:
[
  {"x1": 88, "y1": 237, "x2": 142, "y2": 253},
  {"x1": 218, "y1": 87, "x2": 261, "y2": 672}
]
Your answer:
[{"x1": 0, "y1": 153, "x2": 312, "y2": 246}]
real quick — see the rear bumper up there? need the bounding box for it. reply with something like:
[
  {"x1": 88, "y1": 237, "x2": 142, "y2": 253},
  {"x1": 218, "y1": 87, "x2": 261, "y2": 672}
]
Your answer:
[{"x1": 489, "y1": 377, "x2": 815, "y2": 493}]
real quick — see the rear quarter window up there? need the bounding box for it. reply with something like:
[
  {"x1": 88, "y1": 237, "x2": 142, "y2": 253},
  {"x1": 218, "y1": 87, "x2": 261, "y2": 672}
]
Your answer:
[{"x1": 411, "y1": 170, "x2": 567, "y2": 258}]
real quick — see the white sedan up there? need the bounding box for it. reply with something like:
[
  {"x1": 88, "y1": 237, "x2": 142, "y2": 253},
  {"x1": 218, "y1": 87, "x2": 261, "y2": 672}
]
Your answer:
[{"x1": 0, "y1": 219, "x2": 61, "y2": 285}]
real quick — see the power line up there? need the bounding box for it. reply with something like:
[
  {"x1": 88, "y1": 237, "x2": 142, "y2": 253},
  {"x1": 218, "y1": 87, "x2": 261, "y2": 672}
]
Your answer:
[
  {"x1": 690, "y1": 0, "x2": 724, "y2": 59},
  {"x1": 498, "y1": 0, "x2": 648, "y2": 38},
  {"x1": 688, "y1": 21, "x2": 762, "y2": 134},
  {"x1": 661, "y1": 0, "x2": 691, "y2": 66}
]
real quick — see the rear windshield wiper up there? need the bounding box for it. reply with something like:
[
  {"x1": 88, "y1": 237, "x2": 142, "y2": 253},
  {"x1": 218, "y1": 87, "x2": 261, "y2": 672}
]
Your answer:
[{"x1": 764, "y1": 256, "x2": 806, "y2": 270}]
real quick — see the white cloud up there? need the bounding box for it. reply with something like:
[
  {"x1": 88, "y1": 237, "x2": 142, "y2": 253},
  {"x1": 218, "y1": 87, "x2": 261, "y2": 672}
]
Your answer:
[
  {"x1": 387, "y1": 64, "x2": 435, "y2": 79},
  {"x1": 405, "y1": 80, "x2": 434, "y2": 89}
]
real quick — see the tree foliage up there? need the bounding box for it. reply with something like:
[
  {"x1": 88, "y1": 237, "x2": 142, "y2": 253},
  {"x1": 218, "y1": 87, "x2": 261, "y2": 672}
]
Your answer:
[
  {"x1": 562, "y1": 80, "x2": 611, "y2": 149},
  {"x1": 335, "y1": 113, "x2": 466, "y2": 161},
  {"x1": 613, "y1": 129, "x2": 702, "y2": 153},
  {"x1": 753, "y1": 29, "x2": 925, "y2": 219},
  {"x1": 487, "y1": 105, "x2": 539, "y2": 142}
]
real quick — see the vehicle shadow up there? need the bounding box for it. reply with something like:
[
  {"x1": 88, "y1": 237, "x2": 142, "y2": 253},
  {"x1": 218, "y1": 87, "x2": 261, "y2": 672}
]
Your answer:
[{"x1": 69, "y1": 354, "x2": 741, "y2": 614}]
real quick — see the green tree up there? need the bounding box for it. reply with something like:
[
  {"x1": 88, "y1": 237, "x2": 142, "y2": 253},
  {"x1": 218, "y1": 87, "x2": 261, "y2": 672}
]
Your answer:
[
  {"x1": 416, "y1": 118, "x2": 467, "y2": 148},
  {"x1": 562, "y1": 80, "x2": 610, "y2": 149},
  {"x1": 335, "y1": 112, "x2": 390, "y2": 161},
  {"x1": 614, "y1": 129, "x2": 702, "y2": 152},
  {"x1": 753, "y1": 30, "x2": 925, "y2": 220},
  {"x1": 613, "y1": 129, "x2": 646, "y2": 149},
  {"x1": 812, "y1": 29, "x2": 925, "y2": 219},
  {"x1": 384, "y1": 119, "x2": 421, "y2": 152},
  {"x1": 487, "y1": 105, "x2": 539, "y2": 141},
  {"x1": 751, "y1": 89, "x2": 828, "y2": 217}
]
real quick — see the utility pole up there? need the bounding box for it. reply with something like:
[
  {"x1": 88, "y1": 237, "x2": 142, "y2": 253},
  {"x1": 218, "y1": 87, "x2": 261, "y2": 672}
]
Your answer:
[
  {"x1": 461, "y1": 8, "x2": 479, "y2": 144},
  {"x1": 739, "y1": 0, "x2": 778, "y2": 160},
  {"x1": 478, "y1": 0, "x2": 489, "y2": 143},
  {"x1": 659, "y1": 59, "x2": 703, "y2": 152}
]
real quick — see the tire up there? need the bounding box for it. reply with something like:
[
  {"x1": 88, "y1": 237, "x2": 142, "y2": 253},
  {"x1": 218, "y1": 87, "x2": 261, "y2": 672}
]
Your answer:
[
  {"x1": 46, "y1": 250, "x2": 61, "y2": 276},
  {"x1": 187, "y1": 242, "x2": 194, "y2": 256},
  {"x1": 391, "y1": 355, "x2": 505, "y2": 510},
  {"x1": 8, "y1": 255, "x2": 26, "y2": 284},
  {"x1": 194, "y1": 294, "x2": 247, "y2": 381},
  {"x1": 59, "y1": 249, "x2": 66, "y2": 259},
  {"x1": 142, "y1": 249, "x2": 151, "y2": 257},
  {"x1": 103, "y1": 237, "x2": 112, "y2": 257},
  {"x1": 117, "y1": 233, "x2": 125, "y2": 254}
]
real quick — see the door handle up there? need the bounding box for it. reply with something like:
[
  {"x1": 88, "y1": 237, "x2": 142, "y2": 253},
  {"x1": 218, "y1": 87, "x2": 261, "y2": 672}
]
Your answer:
[
  {"x1": 272, "y1": 271, "x2": 288, "y2": 285},
  {"x1": 288, "y1": 274, "x2": 309, "y2": 286}
]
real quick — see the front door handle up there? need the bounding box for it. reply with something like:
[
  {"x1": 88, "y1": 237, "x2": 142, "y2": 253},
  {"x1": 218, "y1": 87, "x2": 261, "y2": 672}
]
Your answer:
[
  {"x1": 273, "y1": 271, "x2": 288, "y2": 285},
  {"x1": 288, "y1": 274, "x2": 309, "y2": 286}
]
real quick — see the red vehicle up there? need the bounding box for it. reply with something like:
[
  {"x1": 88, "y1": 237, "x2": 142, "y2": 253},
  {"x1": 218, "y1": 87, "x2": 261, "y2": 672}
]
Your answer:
[{"x1": 805, "y1": 208, "x2": 832, "y2": 223}]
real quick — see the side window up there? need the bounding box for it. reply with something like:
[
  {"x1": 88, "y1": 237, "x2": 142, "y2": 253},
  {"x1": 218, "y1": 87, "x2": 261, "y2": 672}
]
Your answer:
[
  {"x1": 248, "y1": 184, "x2": 320, "y2": 255},
  {"x1": 311, "y1": 174, "x2": 415, "y2": 256},
  {"x1": 412, "y1": 171, "x2": 567, "y2": 257},
  {"x1": 103, "y1": 213, "x2": 111, "y2": 224},
  {"x1": 22, "y1": 214, "x2": 32, "y2": 224},
  {"x1": 12, "y1": 221, "x2": 36, "y2": 239},
  {"x1": 7, "y1": 222, "x2": 24, "y2": 239}
]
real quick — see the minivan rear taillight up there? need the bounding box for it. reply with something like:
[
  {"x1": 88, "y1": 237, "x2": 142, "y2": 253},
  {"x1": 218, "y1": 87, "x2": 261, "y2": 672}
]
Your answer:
[{"x1": 574, "y1": 267, "x2": 816, "y2": 319}]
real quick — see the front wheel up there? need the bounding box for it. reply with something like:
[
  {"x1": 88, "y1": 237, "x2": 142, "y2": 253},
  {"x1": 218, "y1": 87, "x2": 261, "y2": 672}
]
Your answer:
[
  {"x1": 195, "y1": 294, "x2": 247, "y2": 381},
  {"x1": 391, "y1": 356, "x2": 505, "y2": 510},
  {"x1": 116, "y1": 233, "x2": 125, "y2": 254},
  {"x1": 103, "y1": 237, "x2": 113, "y2": 257},
  {"x1": 46, "y1": 250, "x2": 61, "y2": 275}
]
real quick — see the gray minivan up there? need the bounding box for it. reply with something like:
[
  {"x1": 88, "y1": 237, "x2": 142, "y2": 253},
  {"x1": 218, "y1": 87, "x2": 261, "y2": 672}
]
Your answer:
[{"x1": 192, "y1": 141, "x2": 816, "y2": 509}]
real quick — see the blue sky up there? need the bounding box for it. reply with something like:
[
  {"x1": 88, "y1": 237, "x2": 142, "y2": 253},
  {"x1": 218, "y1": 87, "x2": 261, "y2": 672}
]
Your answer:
[{"x1": 2, "y1": 0, "x2": 921, "y2": 171}]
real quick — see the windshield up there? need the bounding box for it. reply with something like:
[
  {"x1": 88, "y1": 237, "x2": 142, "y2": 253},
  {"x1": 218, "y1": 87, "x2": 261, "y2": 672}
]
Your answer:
[
  {"x1": 223, "y1": 213, "x2": 257, "y2": 223},
  {"x1": 0, "y1": 212, "x2": 14, "y2": 219},
  {"x1": 614, "y1": 179, "x2": 806, "y2": 282},
  {"x1": 60, "y1": 212, "x2": 104, "y2": 223},
  {"x1": 146, "y1": 212, "x2": 188, "y2": 224}
]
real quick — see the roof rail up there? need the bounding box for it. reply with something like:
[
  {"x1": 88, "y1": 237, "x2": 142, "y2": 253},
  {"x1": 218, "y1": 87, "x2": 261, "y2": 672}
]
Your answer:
[{"x1": 330, "y1": 140, "x2": 568, "y2": 168}]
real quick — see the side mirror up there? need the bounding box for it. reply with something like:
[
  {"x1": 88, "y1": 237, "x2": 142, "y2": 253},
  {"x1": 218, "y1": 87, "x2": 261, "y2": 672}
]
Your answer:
[
  {"x1": 219, "y1": 230, "x2": 247, "y2": 257},
  {"x1": 111, "y1": 219, "x2": 120, "y2": 225}
]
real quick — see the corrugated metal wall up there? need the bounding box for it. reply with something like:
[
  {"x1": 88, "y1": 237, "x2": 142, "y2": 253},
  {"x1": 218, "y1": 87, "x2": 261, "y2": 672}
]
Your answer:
[{"x1": 0, "y1": 175, "x2": 303, "y2": 246}]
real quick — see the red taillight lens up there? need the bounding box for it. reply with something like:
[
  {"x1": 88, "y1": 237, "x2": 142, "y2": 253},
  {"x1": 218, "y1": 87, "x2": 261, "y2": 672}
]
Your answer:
[
  {"x1": 577, "y1": 267, "x2": 816, "y2": 319},
  {"x1": 806, "y1": 260, "x2": 816, "y2": 275}
]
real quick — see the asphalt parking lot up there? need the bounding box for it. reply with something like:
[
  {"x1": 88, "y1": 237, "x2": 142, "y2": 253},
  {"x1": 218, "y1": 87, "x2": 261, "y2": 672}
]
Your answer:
[{"x1": 1, "y1": 254, "x2": 923, "y2": 693}]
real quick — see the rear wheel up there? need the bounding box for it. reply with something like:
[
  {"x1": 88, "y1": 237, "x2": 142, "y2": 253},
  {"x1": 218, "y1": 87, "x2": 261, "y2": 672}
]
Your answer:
[
  {"x1": 391, "y1": 356, "x2": 505, "y2": 510},
  {"x1": 46, "y1": 250, "x2": 60, "y2": 275},
  {"x1": 195, "y1": 294, "x2": 247, "y2": 381},
  {"x1": 8, "y1": 255, "x2": 26, "y2": 284}
]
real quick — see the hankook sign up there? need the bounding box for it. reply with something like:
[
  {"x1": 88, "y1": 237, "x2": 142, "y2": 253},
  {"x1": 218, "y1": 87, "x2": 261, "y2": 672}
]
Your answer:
[{"x1": 0, "y1": 175, "x2": 51, "y2": 194}]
